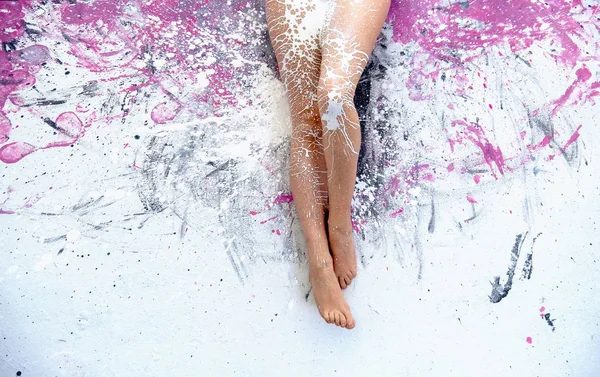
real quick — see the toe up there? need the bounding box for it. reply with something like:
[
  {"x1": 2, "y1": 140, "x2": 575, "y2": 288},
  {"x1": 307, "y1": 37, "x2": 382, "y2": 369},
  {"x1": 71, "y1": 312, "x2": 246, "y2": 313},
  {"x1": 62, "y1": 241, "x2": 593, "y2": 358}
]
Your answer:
[
  {"x1": 339, "y1": 314, "x2": 347, "y2": 328},
  {"x1": 334, "y1": 312, "x2": 341, "y2": 327},
  {"x1": 343, "y1": 309, "x2": 355, "y2": 329},
  {"x1": 339, "y1": 276, "x2": 347, "y2": 289},
  {"x1": 344, "y1": 276, "x2": 351, "y2": 286},
  {"x1": 323, "y1": 311, "x2": 332, "y2": 324}
]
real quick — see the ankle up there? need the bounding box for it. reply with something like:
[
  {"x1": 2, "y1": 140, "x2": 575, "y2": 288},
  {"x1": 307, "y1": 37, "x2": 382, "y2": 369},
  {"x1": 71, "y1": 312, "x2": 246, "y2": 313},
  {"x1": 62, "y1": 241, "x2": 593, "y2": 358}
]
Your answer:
[
  {"x1": 308, "y1": 255, "x2": 334, "y2": 272},
  {"x1": 327, "y1": 210, "x2": 352, "y2": 225},
  {"x1": 327, "y1": 219, "x2": 353, "y2": 235}
]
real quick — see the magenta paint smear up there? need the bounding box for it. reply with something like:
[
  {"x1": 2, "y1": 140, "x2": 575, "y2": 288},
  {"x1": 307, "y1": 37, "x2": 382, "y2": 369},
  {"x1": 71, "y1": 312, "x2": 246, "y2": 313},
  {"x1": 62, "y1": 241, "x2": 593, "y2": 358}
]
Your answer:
[
  {"x1": 0, "y1": 0, "x2": 30, "y2": 42},
  {"x1": 449, "y1": 120, "x2": 507, "y2": 179},
  {"x1": 0, "y1": 0, "x2": 262, "y2": 165},
  {"x1": 388, "y1": 0, "x2": 588, "y2": 65},
  {"x1": 0, "y1": 0, "x2": 596, "y2": 231}
]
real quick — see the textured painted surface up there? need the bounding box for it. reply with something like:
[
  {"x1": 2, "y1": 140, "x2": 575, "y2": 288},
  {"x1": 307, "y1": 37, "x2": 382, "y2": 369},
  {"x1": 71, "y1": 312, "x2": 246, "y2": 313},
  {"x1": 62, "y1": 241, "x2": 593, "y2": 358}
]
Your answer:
[{"x1": 1, "y1": 0, "x2": 600, "y2": 375}]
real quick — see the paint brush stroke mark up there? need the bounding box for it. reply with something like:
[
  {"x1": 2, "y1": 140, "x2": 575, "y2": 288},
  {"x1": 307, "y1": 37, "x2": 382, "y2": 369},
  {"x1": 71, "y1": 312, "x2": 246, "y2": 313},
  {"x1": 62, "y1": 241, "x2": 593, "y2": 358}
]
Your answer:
[
  {"x1": 522, "y1": 232, "x2": 542, "y2": 280},
  {"x1": 448, "y1": 120, "x2": 507, "y2": 179},
  {"x1": 490, "y1": 232, "x2": 528, "y2": 303}
]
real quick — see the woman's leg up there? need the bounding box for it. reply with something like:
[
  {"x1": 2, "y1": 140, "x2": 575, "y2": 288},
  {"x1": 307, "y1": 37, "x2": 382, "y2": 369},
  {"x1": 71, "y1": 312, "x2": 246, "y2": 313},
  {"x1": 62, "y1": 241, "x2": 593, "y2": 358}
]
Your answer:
[
  {"x1": 266, "y1": 0, "x2": 355, "y2": 329},
  {"x1": 318, "y1": 0, "x2": 391, "y2": 289}
]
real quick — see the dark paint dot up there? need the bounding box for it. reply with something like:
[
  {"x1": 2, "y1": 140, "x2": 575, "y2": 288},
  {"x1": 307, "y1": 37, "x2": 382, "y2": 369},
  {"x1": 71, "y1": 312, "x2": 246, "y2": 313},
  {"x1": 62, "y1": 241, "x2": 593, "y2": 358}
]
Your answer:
[
  {"x1": 134, "y1": 135, "x2": 140, "y2": 139},
  {"x1": 16, "y1": 372, "x2": 22, "y2": 376}
]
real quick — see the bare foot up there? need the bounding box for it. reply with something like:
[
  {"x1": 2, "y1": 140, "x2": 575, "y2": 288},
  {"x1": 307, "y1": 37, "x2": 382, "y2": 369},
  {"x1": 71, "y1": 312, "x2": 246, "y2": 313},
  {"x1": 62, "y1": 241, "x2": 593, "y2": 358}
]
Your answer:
[
  {"x1": 328, "y1": 218, "x2": 357, "y2": 289},
  {"x1": 309, "y1": 259, "x2": 355, "y2": 329}
]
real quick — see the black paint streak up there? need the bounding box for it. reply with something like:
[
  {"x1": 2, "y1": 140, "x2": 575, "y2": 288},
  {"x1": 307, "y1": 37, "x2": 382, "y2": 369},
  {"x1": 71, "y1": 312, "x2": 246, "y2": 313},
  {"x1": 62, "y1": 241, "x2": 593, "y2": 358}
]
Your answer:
[
  {"x1": 2, "y1": 42, "x2": 17, "y2": 52},
  {"x1": 428, "y1": 199, "x2": 435, "y2": 233},
  {"x1": 225, "y1": 241, "x2": 247, "y2": 284},
  {"x1": 515, "y1": 54, "x2": 532, "y2": 67},
  {"x1": 543, "y1": 312, "x2": 556, "y2": 332},
  {"x1": 522, "y1": 232, "x2": 542, "y2": 280},
  {"x1": 20, "y1": 99, "x2": 67, "y2": 107},
  {"x1": 80, "y1": 81, "x2": 99, "y2": 97},
  {"x1": 204, "y1": 160, "x2": 234, "y2": 178},
  {"x1": 72, "y1": 196, "x2": 104, "y2": 212},
  {"x1": 522, "y1": 253, "x2": 533, "y2": 279},
  {"x1": 305, "y1": 287, "x2": 312, "y2": 301},
  {"x1": 44, "y1": 235, "x2": 66, "y2": 243},
  {"x1": 489, "y1": 232, "x2": 528, "y2": 303},
  {"x1": 43, "y1": 117, "x2": 58, "y2": 129}
]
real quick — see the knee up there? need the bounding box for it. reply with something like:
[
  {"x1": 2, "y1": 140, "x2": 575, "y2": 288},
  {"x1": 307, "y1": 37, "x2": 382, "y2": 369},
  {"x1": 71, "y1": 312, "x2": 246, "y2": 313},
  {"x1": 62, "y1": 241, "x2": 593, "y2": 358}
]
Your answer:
[{"x1": 317, "y1": 84, "x2": 352, "y2": 131}]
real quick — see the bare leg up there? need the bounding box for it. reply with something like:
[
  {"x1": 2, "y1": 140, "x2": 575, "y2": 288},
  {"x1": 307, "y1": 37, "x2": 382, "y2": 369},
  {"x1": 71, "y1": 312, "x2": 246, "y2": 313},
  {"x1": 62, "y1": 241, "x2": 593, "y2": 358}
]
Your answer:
[
  {"x1": 266, "y1": 0, "x2": 355, "y2": 329},
  {"x1": 318, "y1": 0, "x2": 390, "y2": 289}
]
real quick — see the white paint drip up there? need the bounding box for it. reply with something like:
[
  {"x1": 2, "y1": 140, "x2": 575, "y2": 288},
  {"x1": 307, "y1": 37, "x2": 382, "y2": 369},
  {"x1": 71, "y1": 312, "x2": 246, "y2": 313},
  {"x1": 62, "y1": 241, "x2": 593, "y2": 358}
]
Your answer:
[{"x1": 321, "y1": 98, "x2": 344, "y2": 131}]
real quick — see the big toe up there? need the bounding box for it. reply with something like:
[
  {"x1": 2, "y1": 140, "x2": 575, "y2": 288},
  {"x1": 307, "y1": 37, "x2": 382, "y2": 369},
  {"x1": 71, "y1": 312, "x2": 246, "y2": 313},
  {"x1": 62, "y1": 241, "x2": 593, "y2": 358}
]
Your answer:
[{"x1": 341, "y1": 310, "x2": 355, "y2": 329}]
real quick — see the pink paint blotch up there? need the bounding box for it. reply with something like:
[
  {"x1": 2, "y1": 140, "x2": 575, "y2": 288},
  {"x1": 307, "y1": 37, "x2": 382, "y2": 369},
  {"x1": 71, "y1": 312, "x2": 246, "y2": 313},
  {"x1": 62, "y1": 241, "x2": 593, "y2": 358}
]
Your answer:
[
  {"x1": 467, "y1": 194, "x2": 478, "y2": 204},
  {"x1": 273, "y1": 193, "x2": 293, "y2": 205},
  {"x1": 526, "y1": 337, "x2": 533, "y2": 344},
  {"x1": 60, "y1": 0, "x2": 122, "y2": 26},
  {"x1": 0, "y1": 142, "x2": 37, "y2": 164},
  {"x1": 151, "y1": 102, "x2": 182, "y2": 124},
  {"x1": 390, "y1": 208, "x2": 404, "y2": 218}
]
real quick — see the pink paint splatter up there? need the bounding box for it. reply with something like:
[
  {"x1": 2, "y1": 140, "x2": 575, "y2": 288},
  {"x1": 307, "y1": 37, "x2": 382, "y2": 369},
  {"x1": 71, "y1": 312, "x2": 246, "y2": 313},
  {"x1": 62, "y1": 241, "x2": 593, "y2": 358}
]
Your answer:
[
  {"x1": 526, "y1": 337, "x2": 533, "y2": 344},
  {"x1": 0, "y1": 142, "x2": 37, "y2": 164},
  {"x1": 473, "y1": 175, "x2": 481, "y2": 184},
  {"x1": 390, "y1": 208, "x2": 404, "y2": 218},
  {"x1": 388, "y1": 0, "x2": 585, "y2": 66},
  {"x1": 273, "y1": 193, "x2": 293, "y2": 205},
  {"x1": 563, "y1": 125, "x2": 583, "y2": 151},
  {"x1": 260, "y1": 215, "x2": 278, "y2": 225},
  {"x1": 552, "y1": 68, "x2": 593, "y2": 116},
  {"x1": 466, "y1": 194, "x2": 478, "y2": 204},
  {"x1": 449, "y1": 120, "x2": 507, "y2": 179},
  {"x1": 151, "y1": 101, "x2": 182, "y2": 124}
]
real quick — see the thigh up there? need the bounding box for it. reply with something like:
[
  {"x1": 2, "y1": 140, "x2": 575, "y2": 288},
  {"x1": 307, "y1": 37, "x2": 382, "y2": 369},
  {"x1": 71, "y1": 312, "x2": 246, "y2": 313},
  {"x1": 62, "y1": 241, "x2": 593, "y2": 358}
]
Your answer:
[
  {"x1": 266, "y1": 0, "x2": 329, "y2": 114},
  {"x1": 319, "y1": 0, "x2": 390, "y2": 96}
]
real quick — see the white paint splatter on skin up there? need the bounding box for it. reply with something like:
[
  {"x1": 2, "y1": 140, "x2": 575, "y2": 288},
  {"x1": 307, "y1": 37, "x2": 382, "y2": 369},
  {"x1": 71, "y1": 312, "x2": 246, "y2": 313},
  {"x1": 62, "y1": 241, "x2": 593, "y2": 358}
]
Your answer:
[{"x1": 321, "y1": 97, "x2": 343, "y2": 131}]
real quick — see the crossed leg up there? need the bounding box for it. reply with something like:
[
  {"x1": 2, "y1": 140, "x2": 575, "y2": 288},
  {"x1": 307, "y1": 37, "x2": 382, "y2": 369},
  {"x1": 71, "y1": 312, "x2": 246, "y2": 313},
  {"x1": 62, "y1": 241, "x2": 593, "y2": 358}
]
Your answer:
[
  {"x1": 318, "y1": 0, "x2": 390, "y2": 289},
  {"x1": 266, "y1": 0, "x2": 355, "y2": 329},
  {"x1": 266, "y1": 0, "x2": 390, "y2": 329}
]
